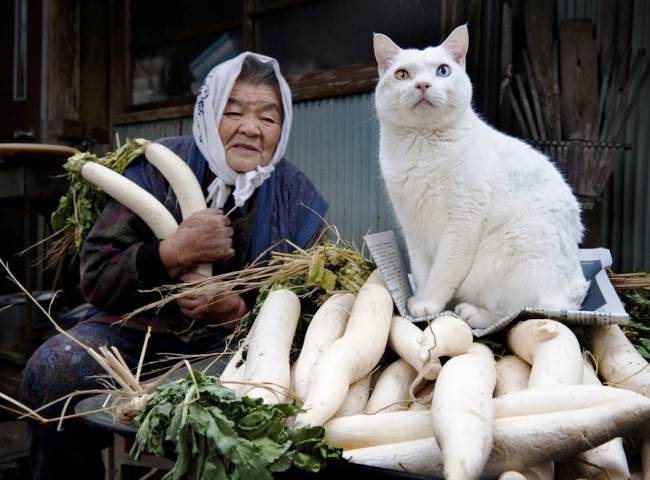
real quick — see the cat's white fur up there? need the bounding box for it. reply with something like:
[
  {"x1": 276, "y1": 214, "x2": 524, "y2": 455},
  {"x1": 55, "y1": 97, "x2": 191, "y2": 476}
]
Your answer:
[{"x1": 374, "y1": 25, "x2": 588, "y2": 328}]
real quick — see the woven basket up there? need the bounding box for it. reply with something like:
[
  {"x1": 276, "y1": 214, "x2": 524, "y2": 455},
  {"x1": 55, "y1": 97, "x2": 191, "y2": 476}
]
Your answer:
[{"x1": 531, "y1": 139, "x2": 629, "y2": 209}]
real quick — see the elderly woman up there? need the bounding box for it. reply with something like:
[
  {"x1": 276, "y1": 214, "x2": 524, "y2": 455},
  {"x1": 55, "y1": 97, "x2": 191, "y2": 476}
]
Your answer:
[{"x1": 21, "y1": 53, "x2": 326, "y2": 479}]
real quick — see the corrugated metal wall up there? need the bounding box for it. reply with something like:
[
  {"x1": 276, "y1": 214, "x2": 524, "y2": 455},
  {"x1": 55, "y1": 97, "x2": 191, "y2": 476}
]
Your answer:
[
  {"x1": 558, "y1": 0, "x2": 650, "y2": 271},
  {"x1": 285, "y1": 94, "x2": 395, "y2": 246},
  {"x1": 604, "y1": 0, "x2": 650, "y2": 272},
  {"x1": 115, "y1": 93, "x2": 395, "y2": 248}
]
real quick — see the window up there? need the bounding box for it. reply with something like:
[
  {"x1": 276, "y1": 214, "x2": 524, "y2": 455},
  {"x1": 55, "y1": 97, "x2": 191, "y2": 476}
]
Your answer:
[{"x1": 112, "y1": 0, "x2": 442, "y2": 123}]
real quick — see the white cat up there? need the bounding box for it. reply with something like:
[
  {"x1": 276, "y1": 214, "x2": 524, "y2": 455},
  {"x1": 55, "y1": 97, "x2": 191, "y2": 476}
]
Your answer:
[{"x1": 373, "y1": 25, "x2": 589, "y2": 328}]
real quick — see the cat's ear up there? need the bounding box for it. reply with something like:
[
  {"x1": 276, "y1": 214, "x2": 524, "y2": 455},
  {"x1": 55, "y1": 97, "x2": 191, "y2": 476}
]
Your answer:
[
  {"x1": 374, "y1": 33, "x2": 401, "y2": 76},
  {"x1": 441, "y1": 24, "x2": 469, "y2": 68}
]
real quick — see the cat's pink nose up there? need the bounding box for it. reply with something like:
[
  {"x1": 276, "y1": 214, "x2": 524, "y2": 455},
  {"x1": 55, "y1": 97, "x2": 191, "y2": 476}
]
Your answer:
[{"x1": 415, "y1": 82, "x2": 431, "y2": 91}]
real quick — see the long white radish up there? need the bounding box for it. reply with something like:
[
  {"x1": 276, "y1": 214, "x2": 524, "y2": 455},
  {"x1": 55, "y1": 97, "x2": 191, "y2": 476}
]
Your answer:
[
  {"x1": 295, "y1": 280, "x2": 393, "y2": 426},
  {"x1": 499, "y1": 473, "x2": 526, "y2": 480},
  {"x1": 508, "y1": 320, "x2": 582, "y2": 478},
  {"x1": 325, "y1": 385, "x2": 650, "y2": 450},
  {"x1": 495, "y1": 355, "x2": 530, "y2": 396},
  {"x1": 344, "y1": 397, "x2": 650, "y2": 477},
  {"x1": 364, "y1": 268, "x2": 387, "y2": 287},
  {"x1": 325, "y1": 410, "x2": 431, "y2": 450},
  {"x1": 431, "y1": 342, "x2": 496, "y2": 480},
  {"x1": 519, "y1": 464, "x2": 555, "y2": 480},
  {"x1": 144, "y1": 143, "x2": 211, "y2": 276},
  {"x1": 409, "y1": 382, "x2": 435, "y2": 411},
  {"x1": 571, "y1": 362, "x2": 630, "y2": 480},
  {"x1": 488, "y1": 400, "x2": 650, "y2": 475},
  {"x1": 144, "y1": 143, "x2": 206, "y2": 218},
  {"x1": 388, "y1": 315, "x2": 441, "y2": 380},
  {"x1": 242, "y1": 289, "x2": 300, "y2": 403},
  {"x1": 334, "y1": 374, "x2": 371, "y2": 418},
  {"x1": 494, "y1": 357, "x2": 552, "y2": 480},
  {"x1": 418, "y1": 314, "x2": 473, "y2": 363},
  {"x1": 79, "y1": 161, "x2": 178, "y2": 239},
  {"x1": 508, "y1": 319, "x2": 583, "y2": 387},
  {"x1": 591, "y1": 324, "x2": 650, "y2": 397},
  {"x1": 221, "y1": 320, "x2": 260, "y2": 396},
  {"x1": 364, "y1": 359, "x2": 417, "y2": 414},
  {"x1": 327, "y1": 384, "x2": 650, "y2": 450},
  {"x1": 292, "y1": 293, "x2": 355, "y2": 401},
  {"x1": 492, "y1": 384, "x2": 645, "y2": 418}
]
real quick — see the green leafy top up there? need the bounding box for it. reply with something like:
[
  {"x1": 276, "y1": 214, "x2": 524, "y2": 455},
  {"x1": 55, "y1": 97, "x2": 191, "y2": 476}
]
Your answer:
[
  {"x1": 50, "y1": 138, "x2": 150, "y2": 252},
  {"x1": 619, "y1": 289, "x2": 650, "y2": 360},
  {"x1": 131, "y1": 371, "x2": 341, "y2": 480}
]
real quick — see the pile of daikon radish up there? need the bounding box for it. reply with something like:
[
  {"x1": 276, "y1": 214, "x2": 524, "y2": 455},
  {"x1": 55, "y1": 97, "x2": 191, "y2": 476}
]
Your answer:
[{"x1": 221, "y1": 270, "x2": 650, "y2": 480}]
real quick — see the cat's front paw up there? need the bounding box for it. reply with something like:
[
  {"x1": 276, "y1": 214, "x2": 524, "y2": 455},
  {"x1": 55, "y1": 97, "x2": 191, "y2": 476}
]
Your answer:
[
  {"x1": 407, "y1": 296, "x2": 444, "y2": 317},
  {"x1": 454, "y1": 303, "x2": 498, "y2": 329}
]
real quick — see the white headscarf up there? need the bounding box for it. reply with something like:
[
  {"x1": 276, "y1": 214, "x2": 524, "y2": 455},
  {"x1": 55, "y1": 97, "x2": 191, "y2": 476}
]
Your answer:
[{"x1": 192, "y1": 52, "x2": 293, "y2": 210}]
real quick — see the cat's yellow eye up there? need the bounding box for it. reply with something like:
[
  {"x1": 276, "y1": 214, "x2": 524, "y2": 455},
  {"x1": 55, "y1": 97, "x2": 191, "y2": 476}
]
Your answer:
[{"x1": 394, "y1": 69, "x2": 410, "y2": 80}]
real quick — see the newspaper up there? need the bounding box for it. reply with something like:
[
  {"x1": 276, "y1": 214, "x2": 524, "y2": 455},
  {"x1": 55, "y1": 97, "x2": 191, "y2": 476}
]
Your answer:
[{"x1": 364, "y1": 231, "x2": 629, "y2": 337}]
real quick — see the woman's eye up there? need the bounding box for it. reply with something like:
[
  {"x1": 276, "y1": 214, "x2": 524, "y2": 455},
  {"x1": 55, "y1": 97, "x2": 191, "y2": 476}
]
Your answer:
[
  {"x1": 436, "y1": 64, "x2": 451, "y2": 77},
  {"x1": 394, "y1": 69, "x2": 410, "y2": 80},
  {"x1": 224, "y1": 111, "x2": 242, "y2": 117},
  {"x1": 261, "y1": 117, "x2": 277, "y2": 124}
]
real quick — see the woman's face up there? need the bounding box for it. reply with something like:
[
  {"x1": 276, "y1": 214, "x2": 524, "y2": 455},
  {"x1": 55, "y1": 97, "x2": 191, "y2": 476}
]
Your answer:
[{"x1": 219, "y1": 81, "x2": 283, "y2": 172}]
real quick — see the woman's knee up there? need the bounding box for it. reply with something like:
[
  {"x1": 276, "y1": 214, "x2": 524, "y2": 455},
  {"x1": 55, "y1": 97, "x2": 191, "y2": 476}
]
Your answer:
[{"x1": 21, "y1": 327, "x2": 106, "y2": 412}]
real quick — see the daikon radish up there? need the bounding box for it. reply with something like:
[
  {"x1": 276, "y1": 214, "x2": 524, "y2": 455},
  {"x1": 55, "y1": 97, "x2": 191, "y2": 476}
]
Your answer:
[
  {"x1": 521, "y1": 464, "x2": 555, "y2": 480},
  {"x1": 508, "y1": 319, "x2": 583, "y2": 387},
  {"x1": 364, "y1": 359, "x2": 417, "y2": 414},
  {"x1": 388, "y1": 315, "x2": 441, "y2": 380},
  {"x1": 487, "y1": 400, "x2": 650, "y2": 476},
  {"x1": 571, "y1": 362, "x2": 629, "y2": 480},
  {"x1": 144, "y1": 142, "x2": 210, "y2": 275},
  {"x1": 499, "y1": 473, "x2": 526, "y2": 480},
  {"x1": 495, "y1": 355, "x2": 530, "y2": 396},
  {"x1": 409, "y1": 382, "x2": 435, "y2": 411},
  {"x1": 364, "y1": 268, "x2": 387, "y2": 287},
  {"x1": 327, "y1": 384, "x2": 650, "y2": 450},
  {"x1": 418, "y1": 315, "x2": 473, "y2": 364},
  {"x1": 494, "y1": 356, "x2": 552, "y2": 480},
  {"x1": 345, "y1": 437, "x2": 443, "y2": 476},
  {"x1": 345, "y1": 397, "x2": 650, "y2": 477},
  {"x1": 220, "y1": 349, "x2": 246, "y2": 395},
  {"x1": 144, "y1": 143, "x2": 206, "y2": 218},
  {"x1": 334, "y1": 374, "x2": 371, "y2": 418},
  {"x1": 242, "y1": 289, "x2": 300, "y2": 403},
  {"x1": 325, "y1": 410, "x2": 431, "y2": 449},
  {"x1": 291, "y1": 293, "x2": 355, "y2": 401},
  {"x1": 431, "y1": 342, "x2": 496, "y2": 480},
  {"x1": 221, "y1": 320, "x2": 260, "y2": 396},
  {"x1": 591, "y1": 324, "x2": 650, "y2": 397},
  {"x1": 295, "y1": 280, "x2": 393, "y2": 426},
  {"x1": 493, "y1": 384, "x2": 645, "y2": 417},
  {"x1": 77, "y1": 161, "x2": 178, "y2": 239}
]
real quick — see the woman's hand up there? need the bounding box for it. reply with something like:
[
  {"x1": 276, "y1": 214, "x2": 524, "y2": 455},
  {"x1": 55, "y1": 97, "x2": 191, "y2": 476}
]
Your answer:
[
  {"x1": 160, "y1": 209, "x2": 235, "y2": 278},
  {"x1": 177, "y1": 273, "x2": 248, "y2": 329}
]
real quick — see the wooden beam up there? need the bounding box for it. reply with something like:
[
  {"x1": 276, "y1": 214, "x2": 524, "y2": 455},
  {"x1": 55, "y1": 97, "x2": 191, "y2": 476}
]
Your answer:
[
  {"x1": 523, "y1": 0, "x2": 561, "y2": 139},
  {"x1": 559, "y1": 20, "x2": 599, "y2": 140}
]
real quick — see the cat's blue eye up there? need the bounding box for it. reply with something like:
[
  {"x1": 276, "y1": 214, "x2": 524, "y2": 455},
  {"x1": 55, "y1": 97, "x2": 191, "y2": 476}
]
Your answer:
[{"x1": 436, "y1": 64, "x2": 451, "y2": 77}]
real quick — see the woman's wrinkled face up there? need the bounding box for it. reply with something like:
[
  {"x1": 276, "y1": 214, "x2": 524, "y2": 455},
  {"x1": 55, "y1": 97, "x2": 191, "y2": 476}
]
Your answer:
[{"x1": 219, "y1": 81, "x2": 283, "y2": 172}]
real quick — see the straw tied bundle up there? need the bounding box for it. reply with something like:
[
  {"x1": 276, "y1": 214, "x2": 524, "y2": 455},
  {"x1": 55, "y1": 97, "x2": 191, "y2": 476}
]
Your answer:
[
  {"x1": 504, "y1": 12, "x2": 649, "y2": 209},
  {"x1": 124, "y1": 239, "x2": 374, "y2": 329},
  {"x1": 0, "y1": 260, "x2": 173, "y2": 427}
]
